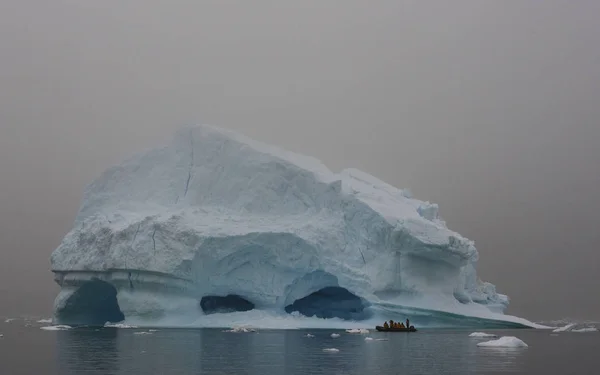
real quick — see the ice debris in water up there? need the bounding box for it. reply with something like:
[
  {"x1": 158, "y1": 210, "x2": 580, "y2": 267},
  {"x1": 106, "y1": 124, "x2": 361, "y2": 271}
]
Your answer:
[
  {"x1": 305, "y1": 333, "x2": 315, "y2": 338},
  {"x1": 223, "y1": 326, "x2": 257, "y2": 333},
  {"x1": 323, "y1": 348, "x2": 340, "y2": 352},
  {"x1": 552, "y1": 323, "x2": 577, "y2": 333},
  {"x1": 36, "y1": 319, "x2": 53, "y2": 324},
  {"x1": 330, "y1": 333, "x2": 340, "y2": 338},
  {"x1": 4, "y1": 319, "x2": 15, "y2": 323},
  {"x1": 40, "y1": 325, "x2": 72, "y2": 331},
  {"x1": 469, "y1": 332, "x2": 498, "y2": 338},
  {"x1": 104, "y1": 323, "x2": 138, "y2": 329},
  {"x1": 551, "y1": 323, "x2": 598, "y2": 333},
  {"x1": 346, "y1": 328, "x2": 370, "y2": 334},
  {"x1": 364, "y1": 337, "x2": 374, "y2": 341},
  {"x1": 133, "y1": 331, "x2": 153, "y2": 335},
  {"x1": 572, "y1": 327, "x2": 598, "y2": 333},
  {"x1": 477, "y1": 336, "x2": 528, "y2": 348}
]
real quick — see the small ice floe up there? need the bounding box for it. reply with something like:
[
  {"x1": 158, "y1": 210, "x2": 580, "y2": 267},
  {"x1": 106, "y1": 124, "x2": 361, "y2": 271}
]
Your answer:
[
  {"x1": 469, "y1": 332, "x2": 498, "y2": 338},
  {"x1": 133, "y1": 331, "x2": 153, "y2": 335},
  {"x1": 104, "y1": 323, "x2": 138, "y2": 329},
  {"x1": 374, "y1": 338, "x2": 389, "y2": 341},
  {"x1": 477, "y1": 336, "x2": 528, "y2": 348},
  {"x1": 0, "y1": 333, "x2": 3, "y2": 338},
  {"x1": 305, "y1": 333, "x2": 315, "y2": 338},
  {"x1": 346, "y1": 328, "x2": 370, "y2": 334},
  {"x1": 148, "y1": 329, "x2": 159, "y2": 332},
  {"x1": 323, "y1": 348, "x2": 340, "y2": 352},
  {"x1": 552, "y1": 323, "x2": 576, "y2": 333},
  {"x1": 40, "y1": 325, "x2": 72, "y2": 331},
  {"x1": 4, "y1": 318, "x2": 15, "y2": 323},
  {"x1": 223, "y1": 326, "x2": 257, "y2": 333},
  {"x1": 330, "y1": 333, "x2": 340, "y2": 338},
  {"x1": 572, "y1": 327, "x2": 598, "y2": 333},
  {"x1": 364, "y1": 337, "x2": 374, "y2": 341},
  {"x1": 36, "y1": 319, "x2": 53, "y2": 324}
]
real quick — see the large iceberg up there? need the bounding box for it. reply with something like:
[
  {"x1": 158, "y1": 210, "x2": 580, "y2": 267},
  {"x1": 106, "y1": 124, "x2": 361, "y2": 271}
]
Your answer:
[{"x1": 49, "y1": 125, "x2": 537, "y2": 328}]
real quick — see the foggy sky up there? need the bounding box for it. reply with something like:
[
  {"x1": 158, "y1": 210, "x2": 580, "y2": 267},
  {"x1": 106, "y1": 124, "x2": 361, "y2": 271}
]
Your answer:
[{"x1": 1, "y1": 1, "x2": 599, "y2": 320}]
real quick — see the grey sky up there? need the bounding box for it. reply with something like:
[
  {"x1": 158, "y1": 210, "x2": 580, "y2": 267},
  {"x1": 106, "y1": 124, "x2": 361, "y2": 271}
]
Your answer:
[{"x1": 1, "y1": 1, "x2": 599, "y2": 320}]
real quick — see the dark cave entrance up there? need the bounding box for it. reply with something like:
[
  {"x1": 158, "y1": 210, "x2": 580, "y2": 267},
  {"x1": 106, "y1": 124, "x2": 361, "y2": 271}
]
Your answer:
[
  {"x1": 284, "y1": 287, "x2": 369, "y2": 320},
  {"x1": 58, "y1": 279, "x2": 124, "y2": 326},
  {"x1": 200, "y1": 294, "x2": 255, "y2": 314}
]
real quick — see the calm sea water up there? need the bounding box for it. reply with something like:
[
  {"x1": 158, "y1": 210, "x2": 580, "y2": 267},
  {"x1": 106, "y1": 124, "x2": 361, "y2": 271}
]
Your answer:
[{"x1": 0, "y1": 319, "x2": 597, "y2": 375}]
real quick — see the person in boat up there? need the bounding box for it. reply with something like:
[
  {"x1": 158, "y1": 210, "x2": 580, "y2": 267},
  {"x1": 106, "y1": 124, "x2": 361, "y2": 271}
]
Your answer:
[
  {"x1": 398, "y1": 322, "x2": 405, "y2": 328},
  {"x1": 383, "y1": 321, "x2": 389, "y2": 329},
  {"x1": 406, "y1": 318, "x2": 410, "y2": 328}
]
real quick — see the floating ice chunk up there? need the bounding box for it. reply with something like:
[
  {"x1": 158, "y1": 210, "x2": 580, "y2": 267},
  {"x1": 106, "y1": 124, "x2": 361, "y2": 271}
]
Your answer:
[
  {"x1": 469, "y1": 332, "x2": 498, "y2": 338},
  {"x1": 323, "y1": 348, "x2": 339, "y2": 352},
  {"x1": 572, "y1": 327, "x2": 598, "y2": 333},
  {"x1": 552, "y1": 323, "x2": 576, "y2": 333},
  {"x1": 4, "y1": 319, "x2": 15, "y2": 323},
  {"x1": 346, "y1": 328, "x2": 370, "y2": 334},
  {"x1": 305, "y1": 333, "x2": 315, "y2": 338},
  {"x1": 36, "y1": 319, "x2": 53, "y2": 324},
  {"x1": 148, "y1": 329, "x2": 159, "y2": 332},
  {"x1": 477, "y1": 336, "x2": 528, "y2": 348},
  {"x1": 375, "y1": 338, "x2": 389, "y2": 341},
  {"x1": 133, "y1": 331, "x2": 153, "y2": 335},
  {"x1": 223, "y1": 326, "x2": 257, "y2": 333},
  {"x1": 0, "y1": 333, "x2": 3, "y2": 337},
  {"x1": 40, "y1": 325, "x2": 72, "y2": 331},
  {"x1": 364, "y1": 337, "x2": 374, "y2": 341},
  {"x1": 330, "y1": 333, "x2": 340, "y2": 338},
  {"x1": 104, "y1": 323, "x2": 138, "y2": 329}
]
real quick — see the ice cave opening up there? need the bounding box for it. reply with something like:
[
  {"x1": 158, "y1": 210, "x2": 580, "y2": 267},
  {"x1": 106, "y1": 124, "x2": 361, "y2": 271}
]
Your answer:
[
  {"x1": 200, "y1": 294, "x2": 255, "y2": 314},
  {"x1": 284, "y1": 286, "x2": 370, "y2": 320},
  {"x1": 57, "y1": 279, "x2": 124, "y2": 326}
]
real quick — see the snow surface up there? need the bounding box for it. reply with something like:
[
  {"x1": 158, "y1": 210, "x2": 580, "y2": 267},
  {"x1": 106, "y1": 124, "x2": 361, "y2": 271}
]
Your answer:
[
  {"x1": 477, "y1": 336, "x2": 528, "y2": 348},
  {"x1": 49, "y1": 124, "x2": 538, "y2": 329},
  {"x1": 469, "y1": 332, "x2": 498, "y2": 338}
]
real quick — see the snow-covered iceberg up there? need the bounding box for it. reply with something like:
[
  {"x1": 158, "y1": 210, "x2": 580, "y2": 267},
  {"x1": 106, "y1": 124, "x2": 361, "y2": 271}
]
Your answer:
[{"x1": 49, "y1": 125, "x2": 537, "y2": 329}]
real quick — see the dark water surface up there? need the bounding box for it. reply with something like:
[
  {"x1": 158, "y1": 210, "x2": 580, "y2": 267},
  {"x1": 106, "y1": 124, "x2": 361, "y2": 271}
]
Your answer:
[{"x1": 0, "y1": 320, "x2": 597, "y2": 374}]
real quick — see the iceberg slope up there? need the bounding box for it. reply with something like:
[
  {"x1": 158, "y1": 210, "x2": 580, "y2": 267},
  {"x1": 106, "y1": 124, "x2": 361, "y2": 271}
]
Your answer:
[{"x1": 50, "y1": 125, "x2": 533, "y2": 328}]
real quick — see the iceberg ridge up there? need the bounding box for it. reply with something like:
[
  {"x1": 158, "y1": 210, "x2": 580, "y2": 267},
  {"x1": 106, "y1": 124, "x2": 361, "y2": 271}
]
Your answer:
[{"x1": 49, "y1": 125, "x2": 536, "y2": 328}]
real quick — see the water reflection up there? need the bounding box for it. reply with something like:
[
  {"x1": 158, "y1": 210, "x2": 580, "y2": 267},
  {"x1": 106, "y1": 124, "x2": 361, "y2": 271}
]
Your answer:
[{"x1": 55, "y1": 328, "x2": 529, "y2": 375}]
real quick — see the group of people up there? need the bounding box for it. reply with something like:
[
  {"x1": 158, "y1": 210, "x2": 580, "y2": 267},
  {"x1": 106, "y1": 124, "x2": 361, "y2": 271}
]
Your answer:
[{"x1": 383, "y1": 318, "x2": 411, "y2": 329}]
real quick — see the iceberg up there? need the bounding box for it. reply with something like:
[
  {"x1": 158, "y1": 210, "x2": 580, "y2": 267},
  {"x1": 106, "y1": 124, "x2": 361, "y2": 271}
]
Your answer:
[
  {"x1": 572, "y1": 327, "x2": 598, "y2": 333},
  {"x1": 40, "y1": 325, "x2": 72, "y2": 331},
  {"x1": 49, "y1": 125, "x2": 538, "y2": 329},
  {"x1": 477, "y1": 336, "x2": 528, "y2": 348}
]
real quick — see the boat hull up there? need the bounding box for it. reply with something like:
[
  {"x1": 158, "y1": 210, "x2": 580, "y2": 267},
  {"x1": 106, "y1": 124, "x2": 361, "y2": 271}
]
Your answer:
[{"x1": 375, "y1": 325, "x2": 417, "y2": 332}]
